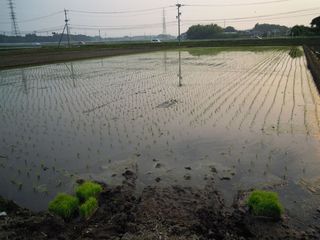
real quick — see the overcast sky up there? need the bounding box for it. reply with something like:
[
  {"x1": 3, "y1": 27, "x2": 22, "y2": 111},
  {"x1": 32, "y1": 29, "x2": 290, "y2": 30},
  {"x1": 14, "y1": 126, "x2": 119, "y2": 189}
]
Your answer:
[{"x1": 0, "y1": 0, "x2": 319, "y2": 37}]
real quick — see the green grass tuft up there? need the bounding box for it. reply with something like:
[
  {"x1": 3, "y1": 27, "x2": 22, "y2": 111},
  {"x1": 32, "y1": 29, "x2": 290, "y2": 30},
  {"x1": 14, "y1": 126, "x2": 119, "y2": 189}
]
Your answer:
[
  {"x1": 75, "y1": 181, "x2": 102, "y2": 201},
  {"x1": 79, "y1": 197, "x2": 98, "y2": 218},
  {"x1": 289, "y1": 47, "x2": 304, "y2": 58},
  {"x1": 247, "y1": 190, "x2": 284, "y2": 219},
  {"x1": 48, "y1": 193, "x2": 79, "y2": 219}
]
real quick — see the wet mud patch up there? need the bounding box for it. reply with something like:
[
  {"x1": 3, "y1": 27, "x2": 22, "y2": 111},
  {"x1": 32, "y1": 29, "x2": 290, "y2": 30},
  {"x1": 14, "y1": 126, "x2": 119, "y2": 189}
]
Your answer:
[{"x1": 1, "y1": 174, "x2": 320, "y2": 240}]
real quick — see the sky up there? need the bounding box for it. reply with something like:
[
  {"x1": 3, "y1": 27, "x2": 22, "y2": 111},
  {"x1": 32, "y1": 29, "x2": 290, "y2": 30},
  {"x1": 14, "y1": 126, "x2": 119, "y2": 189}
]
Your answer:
[{"x1": 0, "y1": 0, "x2": 319, "y2": 37}]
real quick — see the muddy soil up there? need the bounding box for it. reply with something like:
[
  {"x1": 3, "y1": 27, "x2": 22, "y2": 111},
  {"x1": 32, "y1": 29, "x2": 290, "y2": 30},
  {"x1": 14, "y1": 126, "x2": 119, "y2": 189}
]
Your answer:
[
  {"x1": 0, "y1": 47, "x2": 170, "y2": 70},
  {"x1": 1, "y1": 169, "x2": 320, "y2": 240}
]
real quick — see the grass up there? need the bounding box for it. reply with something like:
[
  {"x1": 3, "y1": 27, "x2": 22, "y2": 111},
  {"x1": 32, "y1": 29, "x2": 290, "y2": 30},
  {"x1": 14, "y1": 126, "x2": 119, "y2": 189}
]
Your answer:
[
  {"x1": 48, "y1": 193, "x2": 79, "y2": 219},
  {"x1": 79, "y1": 197, "x2": 98, "y2": 218},
  {"x1": 184, "y1": 46, "x2": 290, "y2": 56},
  {"x1": 247, "y1": 190, "x2": 284, "y2": 219},
  {"x1": 289, "y1": 47, "x2": 304, "y2": 58},
  {"x1": 75, "y1": 181, "x2": 102, "y2": 201}
]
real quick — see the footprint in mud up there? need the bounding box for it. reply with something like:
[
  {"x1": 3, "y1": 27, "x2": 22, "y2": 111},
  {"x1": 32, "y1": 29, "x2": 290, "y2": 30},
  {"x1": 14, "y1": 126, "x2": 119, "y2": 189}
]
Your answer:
[
  {"x1": 184, "y1": 174, "x2": 191, "y2": 180},
  {"x1": 156, "y1": 99, "x2": 179, "y2": 108},
  {"x1": 219, "y1": 169, "x2": 236, "y2": 181},
  {"x1": 154, "y1": 163, "x2": 164, "y2": 169}
]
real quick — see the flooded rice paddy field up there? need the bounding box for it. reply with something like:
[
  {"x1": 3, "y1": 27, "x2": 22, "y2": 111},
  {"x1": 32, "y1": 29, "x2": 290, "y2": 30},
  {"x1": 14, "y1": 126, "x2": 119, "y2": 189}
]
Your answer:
[{"x1": 0, "y1": 48, "x2": 320, "y2": 223}]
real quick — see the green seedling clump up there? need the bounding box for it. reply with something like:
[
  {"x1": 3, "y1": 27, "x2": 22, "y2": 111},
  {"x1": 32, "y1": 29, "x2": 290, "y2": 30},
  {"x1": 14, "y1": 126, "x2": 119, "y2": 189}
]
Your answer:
[
  {"x1": 247, "y1": 190, "x2": 284, "y2": 219},
  {"x1": 76, "y1": 181, "x2": 102, "y2": 201},
  {"x1": 48, "y1": 193, "x2": 79, "y2": 219},
  {"x1": 289, "y1": 47, "x2": 304, "y2": 58},
  {"x1": 79, "y1": 197, "x2": 98, "y2": 218}
]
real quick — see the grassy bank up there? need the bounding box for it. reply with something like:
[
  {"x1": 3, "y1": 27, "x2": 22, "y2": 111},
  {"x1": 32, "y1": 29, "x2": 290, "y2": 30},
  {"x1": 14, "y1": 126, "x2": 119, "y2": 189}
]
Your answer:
[{"x1": 1, "y1": 37, "x2": 320, "y2": 70}]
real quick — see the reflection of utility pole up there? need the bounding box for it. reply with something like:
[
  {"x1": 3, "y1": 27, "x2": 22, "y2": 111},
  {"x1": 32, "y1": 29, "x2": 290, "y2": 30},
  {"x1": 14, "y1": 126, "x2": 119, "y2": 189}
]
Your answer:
[
  {"x1": 70, "y1": 63, "x2": 75, "y2": 88},
  {"x1": 176, "y1": 4, "x2": 182, "y2": 46},
  {"x1": 178, "y1": 51, "x2": 182, "y2": 87},
  {"x1": 58, "y1": 9, "x2": 71, "y2": 48},
  {"x1": 65, "y1": 63, "x2": 76, "y2": 88},
  {"x1": 163, "y1": 51, "x2": 167, "y2": 72},
  {"x1": 21, "y1": 69, "x2": 27, "y2": 94}
]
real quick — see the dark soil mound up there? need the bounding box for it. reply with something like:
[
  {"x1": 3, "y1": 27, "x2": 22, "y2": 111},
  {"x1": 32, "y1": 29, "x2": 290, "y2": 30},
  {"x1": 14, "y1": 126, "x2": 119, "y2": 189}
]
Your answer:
[{"x1": 1, "y1": 172, "x2": 319, "y2": 239}]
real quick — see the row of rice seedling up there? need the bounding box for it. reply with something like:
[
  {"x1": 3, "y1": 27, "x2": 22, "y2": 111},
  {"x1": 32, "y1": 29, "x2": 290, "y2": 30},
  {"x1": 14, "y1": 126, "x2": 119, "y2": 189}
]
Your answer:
[{"x1": 1, "y1": 49, "x2": 320, "y2": 211}]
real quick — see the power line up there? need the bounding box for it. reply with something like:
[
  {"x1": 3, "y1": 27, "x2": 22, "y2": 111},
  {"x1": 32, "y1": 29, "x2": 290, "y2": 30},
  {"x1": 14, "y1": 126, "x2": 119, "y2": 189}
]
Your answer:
[
  {"x1": 183, "y1": 0, "x2": 295, "y2": 7},
  {"x1": 70, "y1": 22, "x2": 177, "y2": 31},
  {"x1": 182, "y1": 6, "x2": 320, "y2": 23},
  {"x1": 0, "y1": 11, "x2": 64, "y2": 24},
  {"x1": 1, "y1": 25, "x2": 65, "y2": 34},
  {"x1": 181, "y1": 13, "x2": 319, "y2": 27},
  {"x1": 19, "y1": 11, "x2": 63, "y2": 23},
  {"x1": 68, "y1": 6, "x2": 174, "y2": 15}
]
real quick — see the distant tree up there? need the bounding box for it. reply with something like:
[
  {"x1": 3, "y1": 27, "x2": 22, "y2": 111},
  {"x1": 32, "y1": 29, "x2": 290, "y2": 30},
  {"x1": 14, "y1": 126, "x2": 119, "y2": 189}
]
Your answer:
[
  {"x1": 224, "y1": 26, "x2": 237, "y2": 33},
  {"x1": 186, "y1": 24, "x2": 223, "y2": 39},
  {"x1": 311, "y1": 16, "x2": 320, "y2": 29},
  {"x1": 252, "y1": 23, "x2": 289, "y2": 37},
  {"x1": 290, "y1": 25, "x2": 314, "y2": 36}
]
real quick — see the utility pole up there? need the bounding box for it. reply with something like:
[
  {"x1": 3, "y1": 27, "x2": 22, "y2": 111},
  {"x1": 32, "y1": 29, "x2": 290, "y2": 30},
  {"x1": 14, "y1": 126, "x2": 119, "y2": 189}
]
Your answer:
[
  {"x1": 176, "y1": 3, "x2": 182, "y2": 45},
  {"x1": 99, "y1": 29, "x2": 101, "y2": 40},
  {"x1": 58, "y1": 9, "x2": 71, "y2": 48},
  {"x1": 65, "y1": 9, "x2": 70, "y2": 47}
]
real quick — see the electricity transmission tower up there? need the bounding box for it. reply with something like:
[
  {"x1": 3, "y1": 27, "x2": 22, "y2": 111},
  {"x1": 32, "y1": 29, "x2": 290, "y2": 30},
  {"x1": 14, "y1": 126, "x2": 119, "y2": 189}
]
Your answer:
[
  {"x1": 162, "y1": 8, "x2": 167, "y2": 35},
  {"x1": 58, "y1": 9, "x2": 71, "y2": 48},
  {"x1": 7, "y1": 0, "x2": 20, "y2": 36}
]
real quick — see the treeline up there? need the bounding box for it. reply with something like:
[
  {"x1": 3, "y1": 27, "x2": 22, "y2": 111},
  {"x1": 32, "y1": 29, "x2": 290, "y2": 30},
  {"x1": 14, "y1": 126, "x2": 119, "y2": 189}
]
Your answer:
[
  {"x1": 186, "y1": 24, "x2": 246, "y2": 40},
  {"x1": 292, "y1": 16, "x2": 320, "y2": 37},
  {"x1": 186, "y1": 16, "x2": 320, "y2": 40},
  {"x1": 186, "y1": 23, "x2": 290, "y2": 40},
  {"x1": 0, "y1": 33, "x2": 99, "y2": 43}
]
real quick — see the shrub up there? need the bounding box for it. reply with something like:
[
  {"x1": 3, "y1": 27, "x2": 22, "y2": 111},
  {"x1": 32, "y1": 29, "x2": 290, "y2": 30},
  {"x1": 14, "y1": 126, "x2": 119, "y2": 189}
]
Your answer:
[
  {"x1": 79, "y1": 197, "x2": 98, "y2": 218},
  {"x1": 247, "y1": 190, "x2": 284, "y2": 219},
  {"x1": 75, "y1": 181, "x2": 102, "y2": 201},
  {"x1": 48, "y1": 193, "x2": 79, "y2": 219}
]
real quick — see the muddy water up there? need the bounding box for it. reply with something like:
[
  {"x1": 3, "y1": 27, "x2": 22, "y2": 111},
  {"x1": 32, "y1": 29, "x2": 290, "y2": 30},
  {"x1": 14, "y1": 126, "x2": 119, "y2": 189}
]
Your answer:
[{"x1": 0, "y1": 48, "x2": 319, "y2": 223}]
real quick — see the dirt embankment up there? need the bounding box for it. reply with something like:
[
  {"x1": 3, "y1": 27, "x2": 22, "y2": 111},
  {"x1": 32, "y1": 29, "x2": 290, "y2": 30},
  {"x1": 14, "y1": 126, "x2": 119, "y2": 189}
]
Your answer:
[
  {"x1": 1, "y1": 169, "x2": 320, "y2": 240},
  {"x1": 0, "y1": 46, "x2": 171, "y2": 70},
  {"x1": 304, "y1": 45, "x2": 320, "y2": 93},
  {"x1": 1, "y1": 37, "x2": 320, "y2": 70}
]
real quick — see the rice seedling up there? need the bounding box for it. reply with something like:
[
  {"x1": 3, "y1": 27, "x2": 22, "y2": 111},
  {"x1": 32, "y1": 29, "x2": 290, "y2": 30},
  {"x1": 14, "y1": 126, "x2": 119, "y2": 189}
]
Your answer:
[
  {"x1": 75, "y1": 181, "x2": 102, "y2": 201},
  {"x1": 48, "y1": 193, "x2": 79, "y2": 219},
  {"x1": 247, "y1": 190, "x2": 284, "y2": 219},
  {"x1": 79, "y1": 197, "x2": 98, "y2": 219}
]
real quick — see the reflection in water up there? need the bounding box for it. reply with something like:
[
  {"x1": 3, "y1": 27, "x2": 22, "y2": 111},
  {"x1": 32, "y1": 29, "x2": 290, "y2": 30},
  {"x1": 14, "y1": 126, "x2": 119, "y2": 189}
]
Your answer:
[
  {"x1": 21, "y1": 69, "x2": 27, "y2": 94},
  {"x1": 65, "y1": 62, "x2": 76, "y2": 88},
  {"x1": 178, "y1": 51, "x2": 182, "y2": 87},
  {"x1": 163, "y1": 51, "x2": 167, "y2": 72}
]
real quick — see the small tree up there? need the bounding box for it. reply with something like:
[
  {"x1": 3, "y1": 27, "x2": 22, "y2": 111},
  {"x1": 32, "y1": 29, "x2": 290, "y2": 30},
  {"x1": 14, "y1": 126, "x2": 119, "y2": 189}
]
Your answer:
[{"x1": 311, "y1": 16, "x2": 320, "y2": 29}]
